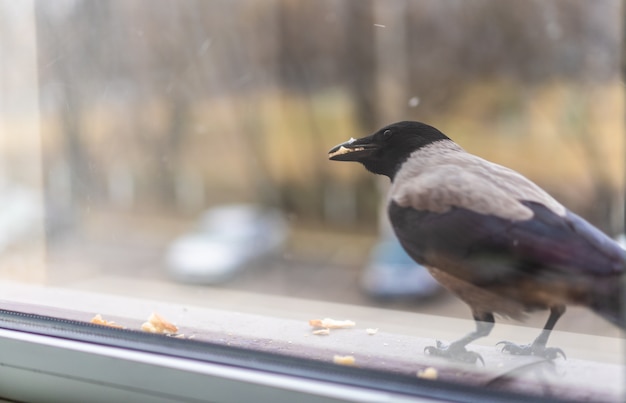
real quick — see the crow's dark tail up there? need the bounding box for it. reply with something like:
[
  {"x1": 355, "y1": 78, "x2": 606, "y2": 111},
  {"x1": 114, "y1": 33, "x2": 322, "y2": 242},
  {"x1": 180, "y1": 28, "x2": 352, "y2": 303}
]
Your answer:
[{"x1": 590, "y1": 277, "x2": 626, "y2": 330}]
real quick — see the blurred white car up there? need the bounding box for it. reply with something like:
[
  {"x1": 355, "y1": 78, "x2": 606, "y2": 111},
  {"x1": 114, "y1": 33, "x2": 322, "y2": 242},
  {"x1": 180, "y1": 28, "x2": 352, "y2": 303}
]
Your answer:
[{"x1": 166, "y1": 204, "x2": 288, "y2": 284}]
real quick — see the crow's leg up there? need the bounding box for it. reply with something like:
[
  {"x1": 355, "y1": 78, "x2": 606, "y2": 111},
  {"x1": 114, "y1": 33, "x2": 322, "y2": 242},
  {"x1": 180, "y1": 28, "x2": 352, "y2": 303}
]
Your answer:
[
  {"x1": 424, "y1": 312, "x2": 494, "y2": 365},
  {"x1": 498, "y1": 305, "x2": 566, "y2": 360}
]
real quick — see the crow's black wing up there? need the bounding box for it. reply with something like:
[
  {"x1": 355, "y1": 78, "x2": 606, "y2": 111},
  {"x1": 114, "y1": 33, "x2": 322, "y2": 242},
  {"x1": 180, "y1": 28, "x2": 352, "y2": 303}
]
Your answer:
[
  {"x1": 509, "y1": 201, "x2": 624, "y2": 275},
  {"x1": 388, "y1": 200, "x2": 625, "y2": 286}
]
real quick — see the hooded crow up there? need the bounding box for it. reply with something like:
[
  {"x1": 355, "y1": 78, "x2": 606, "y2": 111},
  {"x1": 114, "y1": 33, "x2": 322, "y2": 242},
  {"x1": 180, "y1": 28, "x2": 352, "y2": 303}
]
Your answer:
[{"x1": 329, "y1": 121, "x2": 625, "y2": 364}]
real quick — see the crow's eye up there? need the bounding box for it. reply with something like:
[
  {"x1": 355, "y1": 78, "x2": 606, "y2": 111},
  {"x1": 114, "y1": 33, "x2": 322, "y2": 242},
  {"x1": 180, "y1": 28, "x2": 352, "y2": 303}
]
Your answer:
[{"x1": 383, "y1": 129, "x2": 392, "y2": 138}]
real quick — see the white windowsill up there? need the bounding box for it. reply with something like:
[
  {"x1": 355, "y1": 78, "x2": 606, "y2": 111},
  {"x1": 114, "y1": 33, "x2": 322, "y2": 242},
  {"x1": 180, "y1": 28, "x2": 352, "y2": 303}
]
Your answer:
[{"x1": 0, "y1": 279, "x2": 623, "y2": 402}]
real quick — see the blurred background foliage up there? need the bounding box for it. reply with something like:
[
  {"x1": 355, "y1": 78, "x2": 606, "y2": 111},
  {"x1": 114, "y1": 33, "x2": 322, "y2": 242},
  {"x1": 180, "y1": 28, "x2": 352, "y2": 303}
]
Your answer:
[{"x1": 2, "y1": 0, "x2": 624, "y2": 238}]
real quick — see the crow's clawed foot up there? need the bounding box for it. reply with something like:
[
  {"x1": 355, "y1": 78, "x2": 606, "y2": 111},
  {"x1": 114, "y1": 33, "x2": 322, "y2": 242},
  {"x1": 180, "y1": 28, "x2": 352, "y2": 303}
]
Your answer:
[
  {"x1": 424, "y1": 340, "x2": 485, "y2": 365},
  {"x1": 497, "y1": 341, "x2": 566, "y2": 360}
]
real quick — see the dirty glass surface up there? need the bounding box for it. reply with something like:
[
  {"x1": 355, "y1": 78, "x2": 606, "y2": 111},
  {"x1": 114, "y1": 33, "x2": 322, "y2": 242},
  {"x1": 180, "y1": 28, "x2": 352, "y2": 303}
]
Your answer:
[{"x1": 0, "y1": 1, "x2": 624, "y2": 401}]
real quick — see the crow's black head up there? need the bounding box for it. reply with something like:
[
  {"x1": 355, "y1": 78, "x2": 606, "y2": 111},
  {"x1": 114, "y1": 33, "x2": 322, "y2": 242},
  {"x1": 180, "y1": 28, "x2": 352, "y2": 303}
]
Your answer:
[{"x1": 328, "y1": 121, "x2": 450, "y2": 179}]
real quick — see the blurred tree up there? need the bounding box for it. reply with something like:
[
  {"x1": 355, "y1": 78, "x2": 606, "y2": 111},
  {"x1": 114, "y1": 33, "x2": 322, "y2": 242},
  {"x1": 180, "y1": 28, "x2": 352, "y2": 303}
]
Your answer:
[
  {"x1": 35, "y1": 1, "x2": 115, "y2": 232},
  {"x1": 342, "y1": 0, "x2": 376, "y2": 132},
  {"x1": 31, "y1": 0, "x2": 622, "y2": 232}
]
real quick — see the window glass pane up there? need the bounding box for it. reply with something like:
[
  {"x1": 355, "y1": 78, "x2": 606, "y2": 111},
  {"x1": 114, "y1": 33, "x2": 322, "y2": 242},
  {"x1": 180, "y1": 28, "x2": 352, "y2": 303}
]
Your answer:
[{"x1": 0, "y1": 1, "x2": 624, "y2": 401}]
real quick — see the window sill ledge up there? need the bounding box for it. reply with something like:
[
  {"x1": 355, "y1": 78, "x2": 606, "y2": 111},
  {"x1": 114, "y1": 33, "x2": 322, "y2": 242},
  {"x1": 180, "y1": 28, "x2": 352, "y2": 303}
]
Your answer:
[{"x1": 0, "y1": 279, "x2": 623, "y2": 402}]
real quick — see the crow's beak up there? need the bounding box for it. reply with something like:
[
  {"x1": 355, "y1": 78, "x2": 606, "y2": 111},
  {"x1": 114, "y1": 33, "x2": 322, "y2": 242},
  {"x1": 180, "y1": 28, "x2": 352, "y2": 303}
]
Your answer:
[{"x1": 328, "y1": 136, "x2": 378, "y2": 161}]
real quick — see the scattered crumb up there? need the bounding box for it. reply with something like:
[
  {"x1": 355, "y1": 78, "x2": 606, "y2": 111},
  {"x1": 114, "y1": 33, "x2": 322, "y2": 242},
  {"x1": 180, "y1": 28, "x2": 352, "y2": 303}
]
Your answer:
[
  {"x1": 417, "y1": 367, "x2": 438, "y2": 380},
  {"x1": 140, "y1": 322, "x2": 157, "y2": 333},
  {"x1": 188, "y1": 335, "x2": 196, "y2": 340},
  {"x1": 90, "y1": 314, "x2": 124, "y2": 329},
  {"x1": 333, "y1": 355, "x2": 356, "y2": 366},
  {"x1": 167, "y1": 333, "x2": 186, "y2": 339},
  {"x1": 313, "y1": 328, "x2": 331, "y2": 336},
  {"x1": 141, "y1": 312, "x2": 179, "y2": 335},
  {"x1": 309, "y1": 318, "x2": 356, "y2": 329},
  {"x1": 366, "y1": 328, "x2": 379, "y2": 335},
  {"x1": 373, "y1": 23, "x2": 386, "y2": 28}
]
